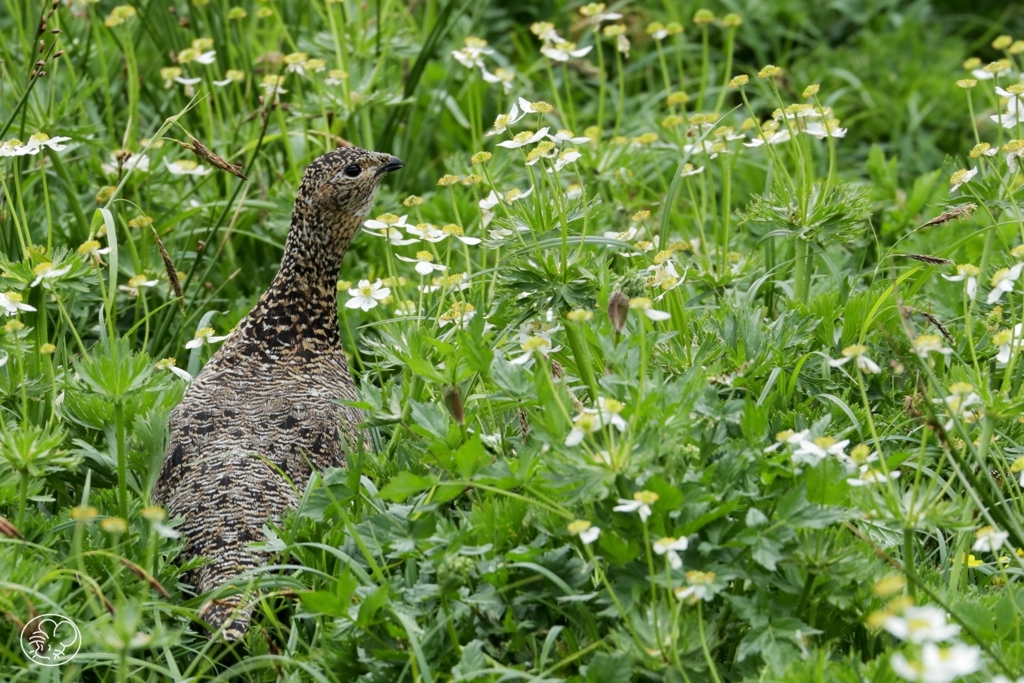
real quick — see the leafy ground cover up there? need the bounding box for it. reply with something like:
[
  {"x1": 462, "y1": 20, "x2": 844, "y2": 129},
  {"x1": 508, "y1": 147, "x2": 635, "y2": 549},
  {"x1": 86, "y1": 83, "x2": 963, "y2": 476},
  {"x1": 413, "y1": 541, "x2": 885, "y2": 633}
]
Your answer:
[{"x1": 2, "y1": 0, "x2": 1024, "y2": 680}]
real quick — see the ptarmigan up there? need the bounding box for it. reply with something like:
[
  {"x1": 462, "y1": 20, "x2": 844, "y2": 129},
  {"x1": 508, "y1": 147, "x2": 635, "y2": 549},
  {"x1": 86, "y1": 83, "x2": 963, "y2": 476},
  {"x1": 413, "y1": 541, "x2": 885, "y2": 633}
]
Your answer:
[{"x1": 154, "y1": 146, "x2": 403, "y2": 640}]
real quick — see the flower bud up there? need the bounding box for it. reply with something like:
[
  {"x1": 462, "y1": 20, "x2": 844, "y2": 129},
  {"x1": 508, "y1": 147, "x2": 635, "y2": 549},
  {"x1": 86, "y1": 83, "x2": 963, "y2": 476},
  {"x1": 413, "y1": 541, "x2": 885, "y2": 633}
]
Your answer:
[
  {"x1": 608, "y1": 291, "x2": 629, "y2": 332},
  {"x1": 443, "y1": 386, "x2": 464, "y2": 425}
]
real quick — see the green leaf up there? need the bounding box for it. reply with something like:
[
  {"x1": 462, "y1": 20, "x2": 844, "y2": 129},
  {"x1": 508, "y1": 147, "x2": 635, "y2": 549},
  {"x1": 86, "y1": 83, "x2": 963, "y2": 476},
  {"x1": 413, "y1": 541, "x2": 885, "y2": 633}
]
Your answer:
[
  {"x1": 452, "y1": 639, "x2": 487, "y2": 680},
  {"x1": 408, "y1": 400, "x2": 448, "y2": 440},
  {"x1": 356, "y1": 583, "x2": 391, "y2": 627},
  {"x1": 751, "y1": 533, "x2": 785, "y2": 571},
  {"x1": 378, "y1": 471, "x2": 438, "y2": 502},
  {"x1": 301, "y1": 473, "x2": 356, "y2": 522},
  {"x1": 585, "y1": 652, "x2": 631, "y2": 683},
  {"x1": 490, "y1": 356, "x2": 530, "y2": 398},
  {"x1": 298, "y1": 590, "x2": 348, "y2": 617},
  {"x1": 454, "y1": 435, "x2": 488, "y2": 479}
]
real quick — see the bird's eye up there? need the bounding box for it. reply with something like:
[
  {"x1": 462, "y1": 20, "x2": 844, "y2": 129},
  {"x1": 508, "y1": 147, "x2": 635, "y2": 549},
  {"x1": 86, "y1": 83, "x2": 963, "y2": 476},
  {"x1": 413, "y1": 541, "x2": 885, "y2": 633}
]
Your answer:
[{"x1": 343, "y1": 164, "x2": 362, "y2": 178}]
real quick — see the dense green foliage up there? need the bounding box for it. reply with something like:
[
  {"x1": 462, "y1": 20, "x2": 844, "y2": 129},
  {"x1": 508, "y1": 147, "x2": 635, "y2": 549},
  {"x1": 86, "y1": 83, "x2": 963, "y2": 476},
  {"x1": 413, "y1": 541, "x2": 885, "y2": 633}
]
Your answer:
[{"x1": 3, "y1": 0, "x2": 1024, "y2": 680}]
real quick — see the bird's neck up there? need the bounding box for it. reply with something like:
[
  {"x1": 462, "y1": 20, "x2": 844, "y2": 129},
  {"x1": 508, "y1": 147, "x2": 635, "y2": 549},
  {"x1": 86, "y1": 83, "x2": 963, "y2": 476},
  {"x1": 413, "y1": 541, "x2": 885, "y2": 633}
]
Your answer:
[{"x1": 233, "y1": 209, "x2": 361, "y2": 358}]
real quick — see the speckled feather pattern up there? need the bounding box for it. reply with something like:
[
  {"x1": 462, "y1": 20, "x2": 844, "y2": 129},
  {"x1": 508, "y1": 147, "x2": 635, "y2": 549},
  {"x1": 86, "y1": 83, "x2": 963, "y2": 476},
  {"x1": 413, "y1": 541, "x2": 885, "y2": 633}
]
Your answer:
[{"x1": 153, "y1": 147, "x2": 401, "y2": 640}]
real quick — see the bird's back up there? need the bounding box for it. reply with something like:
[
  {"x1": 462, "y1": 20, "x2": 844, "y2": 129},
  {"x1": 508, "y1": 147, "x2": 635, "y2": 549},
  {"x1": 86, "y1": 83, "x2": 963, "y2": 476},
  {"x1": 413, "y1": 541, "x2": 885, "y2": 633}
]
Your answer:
[{"x1": 154, "y1": 339, "x2": 361, "y2": 638}]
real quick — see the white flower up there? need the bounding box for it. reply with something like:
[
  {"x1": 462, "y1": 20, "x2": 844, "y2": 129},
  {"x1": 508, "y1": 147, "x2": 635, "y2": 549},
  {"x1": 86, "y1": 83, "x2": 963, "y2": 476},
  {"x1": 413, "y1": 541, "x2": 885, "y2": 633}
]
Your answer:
[
  {"x1": 891, "y1": 642, "x2": 981, "y2": 683},
  {"x1": 345, "y1": 279, "x2": 390, "y2": 311},
  {"x1": 793, "y1": 437, "x2": 849, "y2": 466},
  {"x1": 912, "y1": 334, "x2": 953, "y2": 358},
  {"x1": 972, "y1": 65, "x2": 1009, "y2": 80},
  {"x1": 613, "y1": 490, "x2": 659, "y2": 522},
  {"x1": 485, "y1": 102, "x2": 526, "y2": 136},
  {"x1": 547, "y1": 129, "x2": 590, "y2": 144},
  {"x1": 938, "y1": 382, "x2": 982, "y2": 431},
  {"x1": 764, "y1": 429, "x2": 810, "y2": 453},
  {"x1": 479, "y1": 191, "x2": 500, "y2": 227},
  {"x1": 510, "y1": 335, "x2": 560, "y2": 365},
  {"x1": 629, "y1": 297, "x2": 670, "y2": 321},
  {"x1": 846, "y1": 465, "x2": 900, "y2": 486},
  {"x1": 604, "y1": 226, "x2": 637, "y2": 241},
  {"x1": 364, "y1": 214, "x2": 409, "y2": 231},
  {"x1": 438, "y1": 302, "x2": 476, "y2": 328},
  {"x1": 674, "y1": 584, "x2": 708, "y2": 602},
  {"x1": 990, "y1": 89, "x2": 1024, "y2": 128},
  {"x1": 517, "y1": 97, "x2": 550, "y2": 114},
  {"x1": 993, "y1": 325, "x2": 1024, "y2": 365},
  {"x1": 548, "y1": 149, "x2": 582, "y2": 172},
  {"x1": 164, "y1": 158, "x2": 212, "y2": 176},
  {"x1": 568, "y1": 519, "x2": 601, "y2": 544},
  {"x1": 942, "y1": 264, "x2": 980, "y2": 301},
  {"x1": 744, "y1": 130, "x2": 792, "y2": 147},
  {"x1": 647, "y1": 260, "x2": 682, "y2": 289},
  {"x1": 503, "y1": 187, "x2": 534, "y2": 204},
  {"x1": 406, "y1": 223, "x2": 446, "y2": 242},
  {"x1": 479, "y1": 191, "x2": 500, "y2": 211},
  {"x1": 680, "y1": 163, "x2": 705, "y2": 177},
  {"x1": 583, "y1": 8, "x2": 622, "y2": 26},
  {"x1": 987, "y1": 263, "x2": 1023, "y2": 304},
  {"x1": 972, "y1": 525, "x2": 1009, "y2": 552},
  {"x1": 0, "y1": 291, "x2": 35, "y2": 315},
  {"x1": 260, "y1": 75, "x2": 287, "y2": 96},
  {"x1": 498, "y1": 128, "x2": 550, "y2": 149},
  {"x1": 480, "y1": 66, "x2": 515, "y2": 93},
  {"x1": 437, "y1": 224, "x2": 482, "y2": 245},
  {"x1": 948, "y1": 167, "x2": 977, "y2": 193},
  {"x1": 532, "y1": 23, "x2": 562, "y2": 43},
  {"x1": 101, "y1": 152, "x2": 150, "y2": 176},
  {"x1": 24, "y1": 133, "x2": 72, "y2": 153},
  {"x1": 452, "y1": 37, "x2": 493, "y2": 69},
  {"x1": 652, "y1": 536, "x2": 688, "y2": 569},
  {"x1": 803, "y1": 120, "x2": 847, "y2": 139},
  {"x1": 369, "y1": 228, "x2": 418, "y2": 246},
  {"x1": 884, "y1": 606, "x2": 960, "y2": 644},
  {"x1": 185, "y1": 326, "x2": 230, "y2": 349},
  {"x1": 155, "y1": 357, "x2": 192, "y2": 381},
  {"x1": 174, "y1": 75, "x2": 202, "y2": 96},
  {"x1": 118, "y1": 275, "x2": 159, "y2": 297},
  {"x1": 77, "y1": 240, "x2": 112, "y2": 265},
  {"x1": 0, "y1": 139, "x2": 32, "y2": 157},
  {"x1": 30, "y1": 262, "x2": 71, "y2": 288},
  {"x1": 828, "y1": 344, "x2": 881, "y2": 374},
  {"x1": 397, "y1": 251, "x2": 445, "y2": 276},
  {"x1": 616, "y1": 34, "x2": 630, "y2": 57},
  {"x1": 365, "y1": 215, "x2": 417, "y2": 244},
  {"x1": 518, "y1": 310, "x2": 561, "y2": 343},
  {"x1": 540, "y1": 41, "x2": 592, "y2": 62},
  {"x1": 593, "y1": 396, "x2": 628, "y2": 432},
  {"x1": 324, "y1": 69, "x2": 347, "y2": 86}
]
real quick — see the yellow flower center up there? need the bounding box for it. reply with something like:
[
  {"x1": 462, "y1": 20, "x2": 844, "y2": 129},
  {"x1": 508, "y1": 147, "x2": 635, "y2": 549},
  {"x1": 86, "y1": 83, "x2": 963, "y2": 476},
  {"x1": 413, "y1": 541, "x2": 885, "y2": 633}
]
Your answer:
[
  {"x1": 567, "y1": 520, "x2": 592, "y2": 535},
  {"x1": 841, "y1": 344, "x2": 866, "y2": 358},
  {"x1": 78, "y1": 240, "x2": 101, "y2": 255},
  {"x1": 634, "y1": 490, "x2": 659, "y2": 505}
]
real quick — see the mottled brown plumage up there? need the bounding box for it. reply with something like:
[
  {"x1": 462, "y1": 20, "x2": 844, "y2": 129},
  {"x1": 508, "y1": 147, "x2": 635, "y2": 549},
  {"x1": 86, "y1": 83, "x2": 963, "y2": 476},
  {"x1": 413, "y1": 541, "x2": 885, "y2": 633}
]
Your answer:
[{"x1": 154, "y1": 147, "x2": 402, "y2": 640}]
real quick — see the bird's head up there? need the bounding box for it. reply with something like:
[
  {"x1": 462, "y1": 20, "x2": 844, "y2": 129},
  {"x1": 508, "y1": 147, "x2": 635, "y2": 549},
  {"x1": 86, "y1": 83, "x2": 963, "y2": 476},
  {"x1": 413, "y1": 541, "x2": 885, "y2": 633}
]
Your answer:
[{"x1": 297, "y1": 146, "x2": 404, "y2": 220}]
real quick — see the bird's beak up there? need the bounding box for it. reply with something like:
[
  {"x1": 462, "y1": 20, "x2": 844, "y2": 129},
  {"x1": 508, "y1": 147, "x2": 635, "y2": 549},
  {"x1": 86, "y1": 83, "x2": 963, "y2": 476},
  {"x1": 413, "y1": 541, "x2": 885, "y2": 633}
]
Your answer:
[{"x1": 376, "y1": 157, "x2": 404, "y2": 176}]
